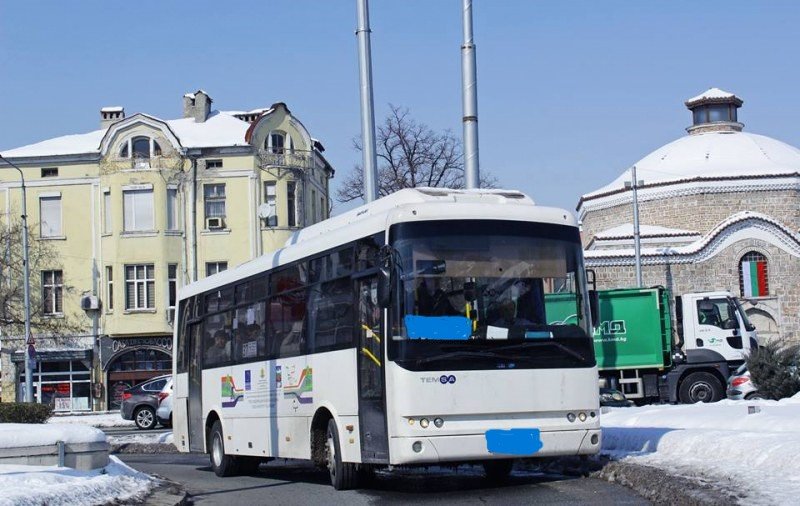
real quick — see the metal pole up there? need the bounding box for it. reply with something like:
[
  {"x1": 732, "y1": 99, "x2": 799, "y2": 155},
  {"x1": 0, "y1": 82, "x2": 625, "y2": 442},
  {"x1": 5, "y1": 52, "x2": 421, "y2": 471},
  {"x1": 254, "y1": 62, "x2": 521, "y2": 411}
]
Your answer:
[
  {"x1": 0, "y1": 154, "x2": 34, "y2": 402},
  {"x1": 461, "y1": 0, "x2": 480, "y2": 189},
  {"x1": 631, "y1": 165, "x2": 643, "y2": 287},
  {"x1": 356, "y1": 0, "x2": 379, "y2": 203}
]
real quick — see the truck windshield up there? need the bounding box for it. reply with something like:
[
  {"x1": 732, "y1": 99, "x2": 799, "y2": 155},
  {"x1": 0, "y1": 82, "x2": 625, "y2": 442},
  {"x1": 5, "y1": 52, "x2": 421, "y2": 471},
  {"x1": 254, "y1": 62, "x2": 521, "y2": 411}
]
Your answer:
[{"x1": 387, "y1": 220, "x2": 595, "y2": 371}]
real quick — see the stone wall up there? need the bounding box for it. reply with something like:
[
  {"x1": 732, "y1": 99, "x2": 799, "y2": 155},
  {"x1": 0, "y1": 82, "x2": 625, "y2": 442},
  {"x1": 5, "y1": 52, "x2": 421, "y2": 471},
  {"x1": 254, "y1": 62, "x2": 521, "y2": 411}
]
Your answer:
[
  {"x1": 581, "y1": 188, "x2": 800, "y2": 246},
  {"x1": 587, "y1": 238, "x2": 800, "y2": 343}
]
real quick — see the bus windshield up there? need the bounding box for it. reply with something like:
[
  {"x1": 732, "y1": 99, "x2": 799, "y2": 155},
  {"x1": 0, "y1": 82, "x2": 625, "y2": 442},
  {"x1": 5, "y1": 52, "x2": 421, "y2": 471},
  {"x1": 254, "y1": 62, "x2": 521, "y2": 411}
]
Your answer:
[{"x1": 388, "y1": 220, "x2": 595, "y2": 371}]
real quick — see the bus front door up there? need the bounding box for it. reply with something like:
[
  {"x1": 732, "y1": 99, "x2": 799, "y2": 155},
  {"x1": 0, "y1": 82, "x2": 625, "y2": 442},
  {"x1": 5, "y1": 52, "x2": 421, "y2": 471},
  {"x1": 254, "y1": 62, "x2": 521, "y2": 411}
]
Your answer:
[
  {"x1": 357, "y1": 276, "x2": 389, "y2": 463},
  {"x1": 187, "y1": 323, "x2": 205, "y2": 452}
]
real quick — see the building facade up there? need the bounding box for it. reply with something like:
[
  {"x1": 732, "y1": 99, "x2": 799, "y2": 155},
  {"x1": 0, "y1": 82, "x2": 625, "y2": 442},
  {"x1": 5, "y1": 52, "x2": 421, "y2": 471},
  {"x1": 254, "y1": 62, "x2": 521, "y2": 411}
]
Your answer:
[
  {"x1": 578, "y1": 88, "x2": 800, "y2": 344},
  {"x1": 0, "y1": 90, "x2": 334, "y2": 410}
]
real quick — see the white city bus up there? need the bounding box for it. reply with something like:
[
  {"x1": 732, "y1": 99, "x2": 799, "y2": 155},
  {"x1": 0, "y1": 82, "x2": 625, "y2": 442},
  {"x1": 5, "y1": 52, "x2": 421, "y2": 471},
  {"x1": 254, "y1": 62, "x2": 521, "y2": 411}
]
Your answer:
[{"x1": 172, "y1": 188, "x2": 600, "y2": 489}]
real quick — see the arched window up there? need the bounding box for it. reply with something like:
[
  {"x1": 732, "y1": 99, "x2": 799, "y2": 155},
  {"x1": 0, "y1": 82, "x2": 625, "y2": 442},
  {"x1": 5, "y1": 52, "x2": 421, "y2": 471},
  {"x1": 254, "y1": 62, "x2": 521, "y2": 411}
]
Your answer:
[
  {"x1": 153, "y1": 140, "x2": 162, "y2": 156},
  {"x1": 739, "y1": 251, "x2": 769, "y2": 297},
  {"x1": 267, "y1": 132, "x2": 285, "y2": 154},
  {"x1": 120, "y1": 143, "x2": 129, "y2": 158},
  {"x1": 132, "y1": 137, "x2": 150, "y2": 159}
]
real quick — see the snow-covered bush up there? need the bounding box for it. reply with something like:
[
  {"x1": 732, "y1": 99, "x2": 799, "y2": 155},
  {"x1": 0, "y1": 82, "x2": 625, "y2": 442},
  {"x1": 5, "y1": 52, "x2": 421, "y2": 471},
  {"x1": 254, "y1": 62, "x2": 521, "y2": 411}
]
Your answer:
[
  {"x1": 0, "y1": 402, "x2": 53, "y2": 423},
  {"x1": 746, "y1": 341, "x2": 800, "y2": 400}
]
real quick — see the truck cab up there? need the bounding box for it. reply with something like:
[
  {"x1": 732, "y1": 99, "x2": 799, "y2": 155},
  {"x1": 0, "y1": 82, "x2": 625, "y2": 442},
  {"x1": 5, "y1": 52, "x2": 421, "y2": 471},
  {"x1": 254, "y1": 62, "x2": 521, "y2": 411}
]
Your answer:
[{"x1": 677, "y1": 291, "x2": 758, "y2": 365}]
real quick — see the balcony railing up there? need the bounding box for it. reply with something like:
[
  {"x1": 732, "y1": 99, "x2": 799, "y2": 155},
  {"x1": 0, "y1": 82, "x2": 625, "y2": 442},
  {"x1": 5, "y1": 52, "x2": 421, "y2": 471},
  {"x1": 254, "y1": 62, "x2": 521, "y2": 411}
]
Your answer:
[{"x1": 257, "y1": 149, "x2": 314, "y2": 170}]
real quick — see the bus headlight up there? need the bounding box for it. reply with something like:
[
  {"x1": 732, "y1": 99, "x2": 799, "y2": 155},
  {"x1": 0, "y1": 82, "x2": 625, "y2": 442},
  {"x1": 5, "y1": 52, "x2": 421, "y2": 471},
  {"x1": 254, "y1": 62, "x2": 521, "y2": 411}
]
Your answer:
[
  {"x1": 420, "y1": 418, "x2": 430, "y2": 428},
  {"x1": 433, "y1": 417, "x2": 444, "y2": 428}
]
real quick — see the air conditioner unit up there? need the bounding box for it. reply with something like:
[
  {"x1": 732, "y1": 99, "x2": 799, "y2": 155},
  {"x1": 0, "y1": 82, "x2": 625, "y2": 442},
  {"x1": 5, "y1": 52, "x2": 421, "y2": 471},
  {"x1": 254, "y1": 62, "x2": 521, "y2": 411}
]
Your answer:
[
  {"x1": 206, "y1": 217, "x2": 224, "y2": 229},
  {"x1": 80, "y1": 295, "x2": 100, "y2": 311}
]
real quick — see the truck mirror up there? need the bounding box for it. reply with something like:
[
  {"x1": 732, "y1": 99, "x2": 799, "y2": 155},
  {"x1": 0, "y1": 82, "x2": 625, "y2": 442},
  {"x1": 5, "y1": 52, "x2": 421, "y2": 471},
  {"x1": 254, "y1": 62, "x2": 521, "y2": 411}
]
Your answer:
[{"x1": 589, "y1": 289, "x2": 600, "y2": 329}]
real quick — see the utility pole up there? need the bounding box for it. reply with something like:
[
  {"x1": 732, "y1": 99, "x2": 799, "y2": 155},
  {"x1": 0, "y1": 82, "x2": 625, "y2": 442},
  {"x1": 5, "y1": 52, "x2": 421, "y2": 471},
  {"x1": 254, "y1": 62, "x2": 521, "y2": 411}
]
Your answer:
[
  {"x1": 356, "y1": 0, "x2": 379, "y2": 203},
  {"x1": 626, "y1": 166, "x2": 643, "y2": 287},
  {"x1": 0, "y1": 154, "x2": 34, "y2": 402},
  {"x1": 461, "y1": 0, "x2": 480, "y2": 189}
]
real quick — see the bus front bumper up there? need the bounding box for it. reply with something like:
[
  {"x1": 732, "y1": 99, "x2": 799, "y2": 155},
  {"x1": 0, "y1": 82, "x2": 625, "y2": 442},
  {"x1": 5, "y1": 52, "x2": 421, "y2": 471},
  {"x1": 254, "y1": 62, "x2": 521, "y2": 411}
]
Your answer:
[{"x1": 388, "y1": 428, "x2": 601, "y2": 465}]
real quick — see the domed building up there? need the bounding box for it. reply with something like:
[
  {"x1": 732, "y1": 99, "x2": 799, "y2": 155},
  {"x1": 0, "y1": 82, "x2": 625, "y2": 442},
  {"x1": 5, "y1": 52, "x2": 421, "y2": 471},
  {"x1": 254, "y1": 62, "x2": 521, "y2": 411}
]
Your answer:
[{"x1": 578, "y1": 88, "x2": 800, "y2": 343}]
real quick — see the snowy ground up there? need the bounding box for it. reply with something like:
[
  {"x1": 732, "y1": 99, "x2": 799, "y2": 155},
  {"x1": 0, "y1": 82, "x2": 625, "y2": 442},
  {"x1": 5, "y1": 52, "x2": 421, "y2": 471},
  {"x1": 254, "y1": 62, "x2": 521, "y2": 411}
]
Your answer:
[
  {"x1": 0, "y1": 456, "x2": 155, "y2": 506},
  {"x1": 111, "y1": 431, "x2": 174, "y2": 445},
  {"x1": 48, "y1": 411, "x2": 134, "y2": 428},
  {"x1": 600, "y1": 392, "x2": 800, "y2": 505}
]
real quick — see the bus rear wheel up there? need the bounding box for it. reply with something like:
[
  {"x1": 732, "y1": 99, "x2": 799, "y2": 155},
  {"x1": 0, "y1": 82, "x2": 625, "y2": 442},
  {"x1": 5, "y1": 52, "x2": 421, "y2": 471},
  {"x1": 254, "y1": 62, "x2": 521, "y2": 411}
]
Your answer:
[
  {"x1": 326, "y1": 419, "x2": 359, "y2": 490},
  {"x1": 209, "y1": 420, "x2": 239, "y2": 477}
]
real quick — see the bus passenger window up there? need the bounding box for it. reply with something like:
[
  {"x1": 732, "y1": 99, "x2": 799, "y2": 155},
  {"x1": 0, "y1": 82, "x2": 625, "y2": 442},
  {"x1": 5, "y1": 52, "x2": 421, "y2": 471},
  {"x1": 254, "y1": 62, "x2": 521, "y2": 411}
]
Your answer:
[{"x1": 269, "y1": 291, "x2": 306, "y2": 357}]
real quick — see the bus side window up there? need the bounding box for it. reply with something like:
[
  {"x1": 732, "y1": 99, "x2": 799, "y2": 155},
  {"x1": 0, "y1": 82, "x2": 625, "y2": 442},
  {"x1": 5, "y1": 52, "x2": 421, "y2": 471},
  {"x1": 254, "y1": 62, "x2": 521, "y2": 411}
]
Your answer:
[
  {"x1": 204, "y1": 312, "x2": 232, "y2": 366},
  {"x1": 270, "y1": 290, "x2": 306, "y2": 358}
]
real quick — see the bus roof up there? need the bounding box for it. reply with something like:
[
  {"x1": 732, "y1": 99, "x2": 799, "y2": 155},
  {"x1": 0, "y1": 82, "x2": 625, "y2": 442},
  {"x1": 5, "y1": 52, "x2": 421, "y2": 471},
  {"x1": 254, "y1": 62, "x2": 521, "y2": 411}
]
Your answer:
[{"x1": 177, "y1": 188, "x2": 575, "y2": 300}]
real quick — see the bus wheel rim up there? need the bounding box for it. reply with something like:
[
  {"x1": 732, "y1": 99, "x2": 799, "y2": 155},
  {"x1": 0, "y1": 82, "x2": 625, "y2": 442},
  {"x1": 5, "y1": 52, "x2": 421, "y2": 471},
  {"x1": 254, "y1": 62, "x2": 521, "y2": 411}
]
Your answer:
[
  {"x1": 213, "y1": 434, "x2": 223, "y2": 466},
  {"x1": 326, "y1": 429, "x2": 336, "y2": 477}
]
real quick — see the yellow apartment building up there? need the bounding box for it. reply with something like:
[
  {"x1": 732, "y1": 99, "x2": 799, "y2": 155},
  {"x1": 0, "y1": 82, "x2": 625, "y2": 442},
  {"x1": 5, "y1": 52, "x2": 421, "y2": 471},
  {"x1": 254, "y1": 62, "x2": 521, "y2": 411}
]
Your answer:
[{"x1": 0, "y1": 90, "x2": 334, "y2": 411}]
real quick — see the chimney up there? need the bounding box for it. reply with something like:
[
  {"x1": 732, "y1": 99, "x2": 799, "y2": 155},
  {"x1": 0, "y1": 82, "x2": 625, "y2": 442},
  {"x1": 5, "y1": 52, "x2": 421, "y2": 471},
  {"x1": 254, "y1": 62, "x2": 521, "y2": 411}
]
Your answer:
[
  {"x1": 100, "y1": 107, "x2": 125, "y2": 129},
  {"x1": 183, "y1": 90, "x2": 212, "y2": 123}
]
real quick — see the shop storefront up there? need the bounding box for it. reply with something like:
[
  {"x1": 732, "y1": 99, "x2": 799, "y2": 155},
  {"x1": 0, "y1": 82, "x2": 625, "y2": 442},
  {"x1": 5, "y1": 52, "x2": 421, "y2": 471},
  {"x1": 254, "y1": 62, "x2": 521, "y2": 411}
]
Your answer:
[
  {"x1": 11, "y1": 350, "x2": 94, "y2": 412},
  {"x1": 100, "y1": 336, "x2": 172, "y2": 410}
]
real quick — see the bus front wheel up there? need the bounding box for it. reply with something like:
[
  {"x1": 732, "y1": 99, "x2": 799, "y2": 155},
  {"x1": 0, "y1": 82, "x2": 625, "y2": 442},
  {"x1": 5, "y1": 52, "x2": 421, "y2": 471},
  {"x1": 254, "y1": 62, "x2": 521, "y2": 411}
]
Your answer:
[
  {"x1": 209, "y1": 420, "x2": 239, "y2": 477},
  {"x1": 326, "y1": 419, "x2": 359, "y2": 490}
]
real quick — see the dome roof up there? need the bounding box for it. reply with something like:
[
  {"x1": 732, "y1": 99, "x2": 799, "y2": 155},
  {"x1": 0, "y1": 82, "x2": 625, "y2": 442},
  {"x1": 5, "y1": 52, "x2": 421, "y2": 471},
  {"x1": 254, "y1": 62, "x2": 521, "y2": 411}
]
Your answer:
[{"x1": 583, "y1": 130, "x2": 800, "y2": 200}]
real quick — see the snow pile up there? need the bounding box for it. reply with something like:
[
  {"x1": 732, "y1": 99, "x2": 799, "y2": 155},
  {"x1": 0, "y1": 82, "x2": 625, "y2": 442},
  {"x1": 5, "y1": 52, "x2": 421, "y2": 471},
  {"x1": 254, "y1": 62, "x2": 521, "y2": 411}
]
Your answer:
[
  {"x1": 0, "y1": 423, "x2": 105, "y2": 448},
  {"x1": 49, "y1": 412, "x2": 134, "y2": 428},
  {"x1": 601, "y1": 393, "x2": 800, "y2": 504},
  {"x1": 0, "y1": 456, "x2": 154, "y2": 506},
  {"x1": 109, "y1": 431, "x2": 174, "y2": 445}
]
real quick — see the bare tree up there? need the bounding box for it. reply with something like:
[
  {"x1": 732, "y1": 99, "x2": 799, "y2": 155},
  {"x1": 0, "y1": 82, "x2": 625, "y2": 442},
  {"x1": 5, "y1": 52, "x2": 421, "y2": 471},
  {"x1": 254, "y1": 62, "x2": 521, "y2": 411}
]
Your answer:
[
  {"x1": 0, "y1": 219, "x2": 87, "y2": 343},
  {"x1": 336, "y1": 105, "x2": 497, "y2": 203}
]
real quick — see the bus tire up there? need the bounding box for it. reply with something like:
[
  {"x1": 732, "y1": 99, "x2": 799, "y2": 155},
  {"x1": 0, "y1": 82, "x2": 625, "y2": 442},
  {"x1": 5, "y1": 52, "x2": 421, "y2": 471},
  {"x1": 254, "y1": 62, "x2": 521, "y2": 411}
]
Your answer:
[
  {"x1": 483, "y1": 459, "x2": 514, "y2": 482},
  {"x1": 679, "y1": 372, "x2": 724, "y2": 404},
  {"x1": 326, "y1": 418, "x2": 358, "y2": 490},
  {"x1": 209, "y1": 420, "x2": 239, "y2": 477}
]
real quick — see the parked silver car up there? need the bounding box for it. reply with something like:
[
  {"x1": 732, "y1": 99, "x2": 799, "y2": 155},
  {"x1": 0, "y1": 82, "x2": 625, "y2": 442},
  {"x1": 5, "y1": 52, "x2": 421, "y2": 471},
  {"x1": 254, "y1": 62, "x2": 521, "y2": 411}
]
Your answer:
[
  {"x1": 156, "y1": 377, "x2": 173, "y2": 428},
  {"x1": 120, "y1": 374, "x2": 171, "y2": 429},
  {"x1": 726, "y1": 364, "x2": 763, "y2": 400}
]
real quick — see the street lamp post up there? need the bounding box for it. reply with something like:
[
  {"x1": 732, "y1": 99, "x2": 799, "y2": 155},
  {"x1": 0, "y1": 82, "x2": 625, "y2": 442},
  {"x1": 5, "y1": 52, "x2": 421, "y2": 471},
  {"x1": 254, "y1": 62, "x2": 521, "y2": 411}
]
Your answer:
[
  {"x1": 0, "y1": 154, "x2": 34, "y2": 403},
  {"x1": 625, "y1": 165, "x2": 643, "y2": 287}
]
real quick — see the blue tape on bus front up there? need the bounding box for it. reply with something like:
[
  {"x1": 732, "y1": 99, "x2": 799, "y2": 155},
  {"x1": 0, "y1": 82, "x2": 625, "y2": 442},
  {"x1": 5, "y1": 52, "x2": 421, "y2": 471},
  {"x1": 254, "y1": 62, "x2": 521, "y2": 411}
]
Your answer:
[
  {"x1": 525, "y1": 331, "x2": 553, "y2": 339},
  {"x1": 404, "y1": 315, "x2": 472, "y2": 340},
  {"x1": 485, "y1": 428, "x2": 543, "y2": 455}
]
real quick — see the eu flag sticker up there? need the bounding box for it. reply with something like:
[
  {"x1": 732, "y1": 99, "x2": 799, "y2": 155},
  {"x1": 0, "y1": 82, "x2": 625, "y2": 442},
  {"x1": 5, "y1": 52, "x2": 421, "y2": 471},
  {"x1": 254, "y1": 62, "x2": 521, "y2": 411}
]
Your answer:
[
  {"x1": 485, "y1": 428, "x2": 543, "y2": 455},
  {"x1": 244, "y1": 370, "x2": 251, "y2": 391}
]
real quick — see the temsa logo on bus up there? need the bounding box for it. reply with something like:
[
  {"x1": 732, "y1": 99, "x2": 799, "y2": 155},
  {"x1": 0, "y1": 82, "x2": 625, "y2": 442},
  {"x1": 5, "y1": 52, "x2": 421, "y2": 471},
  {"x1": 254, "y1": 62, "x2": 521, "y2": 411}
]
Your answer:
[{"x1": 420, "y1": 375, "x2": 456, "y2": 384}]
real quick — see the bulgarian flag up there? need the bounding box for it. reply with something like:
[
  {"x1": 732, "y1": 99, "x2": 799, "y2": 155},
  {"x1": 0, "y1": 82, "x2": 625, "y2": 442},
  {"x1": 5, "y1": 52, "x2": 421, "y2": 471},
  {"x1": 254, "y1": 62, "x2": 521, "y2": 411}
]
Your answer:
[{"x1": 742, "y1": 260, "x2": 768, "y2": 297}]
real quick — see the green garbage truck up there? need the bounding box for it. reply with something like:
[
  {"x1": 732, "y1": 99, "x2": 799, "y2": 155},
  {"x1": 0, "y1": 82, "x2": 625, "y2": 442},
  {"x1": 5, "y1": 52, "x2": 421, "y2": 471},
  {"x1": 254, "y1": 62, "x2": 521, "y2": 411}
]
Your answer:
[{"x1": 546, "y1": 286, "x2": 758, "y2": 403}]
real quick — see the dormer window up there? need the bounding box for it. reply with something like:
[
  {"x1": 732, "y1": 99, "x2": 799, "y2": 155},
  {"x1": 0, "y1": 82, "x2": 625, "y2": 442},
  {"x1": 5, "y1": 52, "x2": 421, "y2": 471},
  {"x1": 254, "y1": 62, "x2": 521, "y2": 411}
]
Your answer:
[
  {"x1": 267, "y1": 132, "x2": 285, "y2": 154},
  {"x1": 119, "y1": 137, "x2": 163, "y2": 160}
]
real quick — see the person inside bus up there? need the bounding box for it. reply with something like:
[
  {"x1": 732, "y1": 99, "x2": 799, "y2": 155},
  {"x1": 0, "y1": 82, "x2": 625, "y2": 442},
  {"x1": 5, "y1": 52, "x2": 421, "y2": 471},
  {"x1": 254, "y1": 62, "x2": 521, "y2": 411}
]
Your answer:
[
  {"x1": 416, "y1": 277, "x2": 460, "y2": 317},
  {"x1": 489, "y1": 299, "x2": 535, "y2": 328},
  {"x1": 206, "y1": 330, "x2": 230, "y2": 364}
]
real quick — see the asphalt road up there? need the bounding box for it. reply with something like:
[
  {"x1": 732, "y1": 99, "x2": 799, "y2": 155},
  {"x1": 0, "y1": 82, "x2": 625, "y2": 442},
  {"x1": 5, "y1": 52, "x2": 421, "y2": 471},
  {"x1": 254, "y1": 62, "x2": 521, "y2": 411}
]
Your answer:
[{"x1": 120, "y1": 454, "x2": 649, "y2": 505}]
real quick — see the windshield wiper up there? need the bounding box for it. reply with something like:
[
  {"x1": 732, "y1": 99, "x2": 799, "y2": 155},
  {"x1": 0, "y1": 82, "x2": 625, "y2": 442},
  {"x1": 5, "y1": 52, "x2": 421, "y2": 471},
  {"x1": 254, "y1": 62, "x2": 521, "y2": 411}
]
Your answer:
[
  {"x1": 415, "y1": 350, "x2": 519, "y2": 365},
  {"x1": 496, "y1": 340, "x2": 589, "y2": 364}
]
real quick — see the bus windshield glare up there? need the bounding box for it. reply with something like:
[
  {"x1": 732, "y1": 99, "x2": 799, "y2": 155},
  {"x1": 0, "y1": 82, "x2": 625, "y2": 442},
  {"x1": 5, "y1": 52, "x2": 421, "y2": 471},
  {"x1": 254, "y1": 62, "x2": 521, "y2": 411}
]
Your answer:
[{"x1": 388, "y1": 220, "x2": 595, "y2": 371}]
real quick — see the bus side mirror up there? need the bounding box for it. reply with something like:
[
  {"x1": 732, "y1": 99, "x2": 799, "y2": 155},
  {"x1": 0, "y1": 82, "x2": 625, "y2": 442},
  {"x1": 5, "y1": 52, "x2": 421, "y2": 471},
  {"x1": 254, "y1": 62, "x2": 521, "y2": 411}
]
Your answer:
[
  {"x1": 377, "y1": 245, "x2": 394, "y2": 308},
  {"x1": 589, "y1": 289, "x2": 600, "y2": 329}
]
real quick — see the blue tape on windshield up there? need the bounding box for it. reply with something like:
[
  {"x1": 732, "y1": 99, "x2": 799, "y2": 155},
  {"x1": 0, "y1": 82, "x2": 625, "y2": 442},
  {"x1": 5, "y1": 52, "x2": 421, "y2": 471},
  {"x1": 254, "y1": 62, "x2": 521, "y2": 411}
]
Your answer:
[
  {"x1": 404, "y1": 315, "x2": 472, "y2": 340},
  {"x1": 485, "y1": 428, "x2": 543, "y2": 455},
  {"x1": 525, "y1": 331, "x2": 553, "y2": 339}
]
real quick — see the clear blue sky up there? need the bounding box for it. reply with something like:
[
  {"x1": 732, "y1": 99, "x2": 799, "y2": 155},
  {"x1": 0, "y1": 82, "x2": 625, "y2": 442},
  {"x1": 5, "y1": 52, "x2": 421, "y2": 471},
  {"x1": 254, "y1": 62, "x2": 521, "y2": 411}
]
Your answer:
[{"x1": 2, "y1": 1, "x2": 799, "y2": 214}]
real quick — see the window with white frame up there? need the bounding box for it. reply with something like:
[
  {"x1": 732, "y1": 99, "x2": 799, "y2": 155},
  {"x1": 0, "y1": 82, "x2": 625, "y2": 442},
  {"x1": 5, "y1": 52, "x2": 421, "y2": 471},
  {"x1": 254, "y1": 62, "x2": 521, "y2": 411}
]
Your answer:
[
  {"x1": 264, "y1": 181, "x2": 277, "y2": 226},
  {"x1": 106, "y1": 266, "x2": 113, "y2": 311},
  {"x1": 206, "y1": 262, "x2": 228, "y2": 277},
  {"x1": 42, "y1": 270, "x2": 63, "y2": 315},
  {"x1": 39, "y1": 196, "x2": 62, "y2": 238},
  {"x1": 204, "y1": 184, "x2": 226, "y2": 221},
  {"x1": 125, "y1": 264, "x2": 155, "y2": 310},
  {"x1": 168, "y1": 263, "x2": 178, "y2": 321},
  {"x1": 166, "y1": 187, "x2": 179, "y2": 230},
  {"x1": 287, "y1": 181, "x2": 297, "y2": 227},
  {"x1": 123, "y1": 188, "x2": 154, "y2": 232},
  {"x1": 267, "y1": 132, "x2": 285, "y2": 154},
  {"x1": 103, "y1": 190, "x2": 112, "y2": 234}
]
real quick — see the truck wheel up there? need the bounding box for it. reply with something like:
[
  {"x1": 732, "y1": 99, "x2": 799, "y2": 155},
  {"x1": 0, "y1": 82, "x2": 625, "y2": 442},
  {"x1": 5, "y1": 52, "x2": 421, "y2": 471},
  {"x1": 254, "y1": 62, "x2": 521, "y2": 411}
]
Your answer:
[{"x1": 679, "y1": 372, "x2": 724, "y2": 403}]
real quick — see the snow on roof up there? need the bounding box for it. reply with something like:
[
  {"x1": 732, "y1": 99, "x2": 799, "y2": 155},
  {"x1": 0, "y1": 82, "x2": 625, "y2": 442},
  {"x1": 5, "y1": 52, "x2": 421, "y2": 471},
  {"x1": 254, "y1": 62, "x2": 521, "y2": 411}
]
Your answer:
[
  {"x1": 1, "y1": 111, "x2": 252, "y2": 157},
  {"x1": 100, "y1": 106, "x2": 124, "y2": 112},
  {"x1": 593, "y1": 223, "x2": 700, "y2": 239},
  {"x1": 165, "y1": 112, "x2": 250, "y2": 149},
  {"x1": 222, "y1": 107, "x2": 272, "y2": 116},
  {"x1": 686, "y1": 87, "x2": 739, "y2": 105},
  {"x1": 583, "y1": 131, "x2": 800, "y2": 200}
]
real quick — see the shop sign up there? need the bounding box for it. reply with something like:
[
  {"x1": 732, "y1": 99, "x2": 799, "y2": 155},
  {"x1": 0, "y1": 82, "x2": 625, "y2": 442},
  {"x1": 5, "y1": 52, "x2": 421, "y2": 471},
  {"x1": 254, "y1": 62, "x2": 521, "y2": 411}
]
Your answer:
[{"x1": 100, "y1": 336, "x2": 173, "y2": 369}]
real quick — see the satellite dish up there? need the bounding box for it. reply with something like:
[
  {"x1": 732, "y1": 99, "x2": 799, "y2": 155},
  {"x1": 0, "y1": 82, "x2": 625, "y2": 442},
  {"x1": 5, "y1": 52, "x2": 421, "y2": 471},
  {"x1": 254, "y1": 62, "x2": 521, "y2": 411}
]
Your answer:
[{"x1": 258, "y1": 203, "x2": 274, "y2": 219}]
